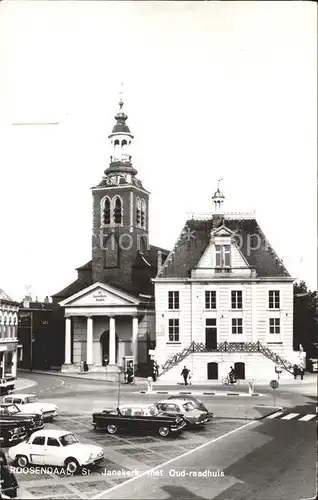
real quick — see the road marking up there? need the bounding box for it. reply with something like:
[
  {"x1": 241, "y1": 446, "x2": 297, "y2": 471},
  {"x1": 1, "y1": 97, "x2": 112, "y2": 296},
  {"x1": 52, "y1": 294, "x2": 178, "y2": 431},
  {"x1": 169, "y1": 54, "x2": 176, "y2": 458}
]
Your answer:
[
  {"x1": 266, "y1": 411, "x2": 284, "y2": 419},
  {"x1": 281, "y1": 413, "x2": 299, "y2": 420},
  {"x1": 90, "y1": 419, "x2": 257, "y2": 499},
  {"x1": 298, "y1": 414, "x2": 316, "y2": 421}
]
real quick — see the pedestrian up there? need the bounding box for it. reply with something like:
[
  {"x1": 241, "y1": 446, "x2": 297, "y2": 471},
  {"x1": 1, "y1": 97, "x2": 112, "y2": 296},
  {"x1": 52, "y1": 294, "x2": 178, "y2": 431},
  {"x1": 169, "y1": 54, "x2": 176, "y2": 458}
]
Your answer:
[
  {"x1": 299, "y1": 366, "x2": 304, "y2": 380},
  {"x1": 181, "y1": 366, "x2": 190, "y2": 385},
  {"x1": 83, "y1": 361, "x2": 89, "y2": 372},
  {"x1": 293, "y1": 364, "x2": 298, "y2": 379},
  {"x1": 126, "y1": 362, "x2": 134, "y2": 383},
  {"x1": 152, "y1": 360, "x2": 157, "y2": 382},
  {"x1": 229, "y1": 366, "x2": 236, "y2": 384}
]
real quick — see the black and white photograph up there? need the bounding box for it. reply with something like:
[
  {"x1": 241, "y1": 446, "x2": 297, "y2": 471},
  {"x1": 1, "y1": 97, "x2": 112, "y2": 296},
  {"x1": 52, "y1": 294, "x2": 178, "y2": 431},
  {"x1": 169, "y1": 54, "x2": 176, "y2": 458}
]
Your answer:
[{"x1": 0, "y1": 1, "x2": 317, "y2": 499}]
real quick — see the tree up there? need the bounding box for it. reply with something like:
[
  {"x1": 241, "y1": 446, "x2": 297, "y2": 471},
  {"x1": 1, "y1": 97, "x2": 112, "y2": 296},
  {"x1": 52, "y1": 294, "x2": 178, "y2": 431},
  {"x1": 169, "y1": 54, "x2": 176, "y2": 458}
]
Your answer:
[{"x1": 293, "y1": 280, "x2": 318, "y2": 356}]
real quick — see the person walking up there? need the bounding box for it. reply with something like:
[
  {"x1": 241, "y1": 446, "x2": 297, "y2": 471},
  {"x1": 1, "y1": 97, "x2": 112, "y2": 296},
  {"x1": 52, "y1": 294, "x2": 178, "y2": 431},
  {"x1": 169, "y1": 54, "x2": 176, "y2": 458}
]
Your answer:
[
  {"x1": 181, "y1": 366, "x2": 190, "y2": 385},
  {"x1": 293, "y1": 364, "x2": 298, "y2": 379},
  {"x1": 299, "y1": 366, "x2": 304, "y2": 380}
]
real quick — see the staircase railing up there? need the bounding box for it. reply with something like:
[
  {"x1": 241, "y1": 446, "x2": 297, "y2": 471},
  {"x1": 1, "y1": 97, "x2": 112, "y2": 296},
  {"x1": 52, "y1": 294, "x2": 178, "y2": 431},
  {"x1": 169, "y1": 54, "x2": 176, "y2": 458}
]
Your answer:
[{"x1": 159, "y1": 340, "x2": 294, "y2": 376}]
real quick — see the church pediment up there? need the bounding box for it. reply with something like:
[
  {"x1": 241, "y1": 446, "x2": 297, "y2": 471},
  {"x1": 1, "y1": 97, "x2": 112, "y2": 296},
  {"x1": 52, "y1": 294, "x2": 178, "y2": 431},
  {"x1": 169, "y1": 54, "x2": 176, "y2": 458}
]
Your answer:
[{"x1": 59, "y1": 283, "x2": 140, "y2": 307}]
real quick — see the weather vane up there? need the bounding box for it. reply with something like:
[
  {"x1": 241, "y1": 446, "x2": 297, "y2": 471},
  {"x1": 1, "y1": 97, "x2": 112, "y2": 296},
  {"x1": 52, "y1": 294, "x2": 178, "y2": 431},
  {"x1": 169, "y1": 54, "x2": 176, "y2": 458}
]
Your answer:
[{"x1": 217, "y1": 178, "x2": 223, "y2": 190}]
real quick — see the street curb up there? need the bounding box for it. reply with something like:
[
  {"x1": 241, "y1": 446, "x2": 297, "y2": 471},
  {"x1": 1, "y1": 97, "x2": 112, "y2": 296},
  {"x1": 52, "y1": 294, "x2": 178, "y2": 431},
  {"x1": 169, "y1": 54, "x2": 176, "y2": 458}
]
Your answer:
[
  {"x1": 13, "y1": 379, "x2": 38, "y2": 392},
  {"x1": 138, "y1": 391, "x2": 262, "y2": 396},
  {"x1": 255, "y1": 406, "x2": 284, "y2": 419}
]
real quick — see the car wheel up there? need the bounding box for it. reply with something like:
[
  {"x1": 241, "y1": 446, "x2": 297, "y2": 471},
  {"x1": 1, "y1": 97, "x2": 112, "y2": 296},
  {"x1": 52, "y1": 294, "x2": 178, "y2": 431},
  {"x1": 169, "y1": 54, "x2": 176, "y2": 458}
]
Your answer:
[
  {"x1": 16, "y1": 455, "x2": 29, "y2": 468},
  {"x1": 106, "y1": 424, "x2": 118, "y2": 434},
  {"x1": 158, "y1": 426, "x2": 170, "y2": 437},
  {"x1": 65, "y1": 457, "x2": 80, "y2": 474}
]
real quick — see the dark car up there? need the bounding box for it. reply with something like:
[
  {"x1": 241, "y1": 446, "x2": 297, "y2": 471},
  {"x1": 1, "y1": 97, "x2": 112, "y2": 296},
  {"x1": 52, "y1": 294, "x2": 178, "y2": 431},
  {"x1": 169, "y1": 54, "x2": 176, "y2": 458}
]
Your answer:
[
  {"x1": 0, "y1": 447, "x2": 19, "y2": 498},
  {"x1": 0, "y1": 420, "x2": 27, "y2": 448},
  {"x1": 156, "y1": 399, "x2": 212, "y2": 426},
  {"x1": 168, "y1": 395, "x2": 214, "y2": 419},
  {"x1": 92, "y1": 405, "x2": 186, "y2": 438},
  {"x1": 0, "y1": 404, "x2": 44, "y2": 434},
  {"x1": 0, "y1": 378, "x2": 15, "y2": 396}
]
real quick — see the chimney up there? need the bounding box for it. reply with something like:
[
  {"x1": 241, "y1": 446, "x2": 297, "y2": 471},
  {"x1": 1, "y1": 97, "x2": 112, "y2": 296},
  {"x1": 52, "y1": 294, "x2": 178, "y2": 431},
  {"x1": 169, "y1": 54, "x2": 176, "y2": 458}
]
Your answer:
[
  {"x1": 23, "y1": 299, "x2": 30, "y2": 308},
  {"x1": 157, "y1": 250, "x2": 162, "y2": 272},
  {"x1": 44, "y1": 296, "x2": 49, "y2": 304}
]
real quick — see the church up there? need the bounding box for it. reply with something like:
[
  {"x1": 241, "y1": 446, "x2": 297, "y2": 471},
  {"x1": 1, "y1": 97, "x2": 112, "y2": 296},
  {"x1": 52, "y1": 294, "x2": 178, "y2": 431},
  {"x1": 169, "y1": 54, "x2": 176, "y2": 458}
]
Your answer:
[{"x1": 52, "y1": 98, "x2": 168, "y2": 375}]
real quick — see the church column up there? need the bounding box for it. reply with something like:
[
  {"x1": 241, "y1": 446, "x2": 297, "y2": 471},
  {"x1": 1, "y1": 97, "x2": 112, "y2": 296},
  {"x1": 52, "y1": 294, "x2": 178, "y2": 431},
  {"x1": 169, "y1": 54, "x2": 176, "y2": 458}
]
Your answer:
[
  {"x1": 64, "y1": 317, "x2": 72, "y2": 364},
  {"x1": 86, "y1": 317, "x2": 93, "y2": 365},
  {"x1": 109, "y1": 316, "x2": 116, "y2": 365},
  {"x1": 132, "y1": 316, "x2": 138, "y2": 365}
]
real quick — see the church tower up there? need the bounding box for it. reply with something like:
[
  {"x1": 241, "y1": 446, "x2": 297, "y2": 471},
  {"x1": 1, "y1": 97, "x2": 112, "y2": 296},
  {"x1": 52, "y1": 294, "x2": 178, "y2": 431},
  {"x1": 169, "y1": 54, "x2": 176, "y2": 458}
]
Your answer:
[{"x1": 91, "y1": 96, "x2": 150, "y2": 287}]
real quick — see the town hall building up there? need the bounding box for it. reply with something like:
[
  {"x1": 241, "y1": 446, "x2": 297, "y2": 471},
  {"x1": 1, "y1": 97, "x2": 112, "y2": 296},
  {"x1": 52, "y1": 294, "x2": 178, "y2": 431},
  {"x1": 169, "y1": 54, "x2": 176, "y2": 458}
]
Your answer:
[
  {"x1": 154, "y1": 187, "x2": 296, "y2": 382},
  {"x1": 52, "y1": 98, "x2": 168, "y2": 375}
]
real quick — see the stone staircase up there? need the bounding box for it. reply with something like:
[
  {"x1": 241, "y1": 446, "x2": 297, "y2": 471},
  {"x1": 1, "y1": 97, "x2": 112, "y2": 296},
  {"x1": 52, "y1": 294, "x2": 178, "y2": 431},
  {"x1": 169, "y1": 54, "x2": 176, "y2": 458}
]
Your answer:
[{"x1": 158, "y1": 341, "x2": 295, "y2": 382}]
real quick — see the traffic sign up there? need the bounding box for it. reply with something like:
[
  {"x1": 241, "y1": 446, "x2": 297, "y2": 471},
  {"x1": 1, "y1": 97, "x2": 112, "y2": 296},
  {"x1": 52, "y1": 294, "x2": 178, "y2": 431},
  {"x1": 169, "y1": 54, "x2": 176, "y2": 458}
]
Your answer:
[{"x1": 270, "y1": 379, "x2": 279, "y2": 389}]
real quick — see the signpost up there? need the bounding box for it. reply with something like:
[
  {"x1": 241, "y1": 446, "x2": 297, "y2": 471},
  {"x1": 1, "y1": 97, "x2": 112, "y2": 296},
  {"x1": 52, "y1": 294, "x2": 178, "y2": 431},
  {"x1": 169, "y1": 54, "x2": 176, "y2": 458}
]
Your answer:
[{"x1": 270, "y1": 379, "x2": 279, "y2": 407}]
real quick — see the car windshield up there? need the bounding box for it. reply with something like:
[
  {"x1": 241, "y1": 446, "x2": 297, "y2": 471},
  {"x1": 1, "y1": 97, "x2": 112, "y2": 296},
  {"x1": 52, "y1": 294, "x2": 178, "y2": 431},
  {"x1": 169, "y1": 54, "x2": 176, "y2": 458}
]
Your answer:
[
  {"x1": 0, "y1": 405, "x2": 19, "y2": 415},
  {"x1": 60, "y1": 434, "x2": 79, "y2": 446},
  {"x1": 147, "y1": 405, "x2": 159, "y2": 416},
  {"x1": 26, "y1": 396, "x2": 37, "y2": 403},
  {"x1": 182, "y1": 402, "x2": 195, "y2": 412}
]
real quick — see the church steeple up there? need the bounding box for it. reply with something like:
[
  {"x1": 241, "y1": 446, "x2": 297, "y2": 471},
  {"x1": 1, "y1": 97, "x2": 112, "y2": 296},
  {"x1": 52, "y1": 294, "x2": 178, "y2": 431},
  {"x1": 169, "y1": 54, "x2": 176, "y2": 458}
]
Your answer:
[{"x1": 105, "y1": 92, "x2": 137, "y2": 177}]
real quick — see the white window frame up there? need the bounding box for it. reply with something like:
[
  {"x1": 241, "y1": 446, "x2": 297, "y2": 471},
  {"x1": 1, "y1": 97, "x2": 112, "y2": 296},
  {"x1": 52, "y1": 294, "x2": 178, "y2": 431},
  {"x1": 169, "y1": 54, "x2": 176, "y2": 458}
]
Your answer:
[
  {"x1": 269, "y1": 318, "x2": 280, "y2": 335},
  {"x1": 231, "y1": 318, "x2": 243, "y2": 335},
  {"x1": 168, "y1": 318, "x2": 180, "y2": 343},
  {"x1": 205, "y1": 290, "x2": 216, "y2": 310},
  {"x1": 215, "y1": 244, "x2": 231, "y2": 267},
  {"x1": 168, "y1": 291, "x2": 180, "y2": 310},
  {"x1": 269, "y1": 290, "x2": 280, "y2": 309},
  {"x1": 231, "y1": 290, "x2": 243, "y2": 309}
]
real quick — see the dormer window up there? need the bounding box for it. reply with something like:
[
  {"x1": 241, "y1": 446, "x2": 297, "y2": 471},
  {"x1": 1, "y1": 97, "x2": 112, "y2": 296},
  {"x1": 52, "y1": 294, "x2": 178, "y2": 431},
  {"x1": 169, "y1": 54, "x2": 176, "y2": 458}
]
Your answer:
[{"x1": 215, "y1": 245, "x2": 231, "y2": 267}]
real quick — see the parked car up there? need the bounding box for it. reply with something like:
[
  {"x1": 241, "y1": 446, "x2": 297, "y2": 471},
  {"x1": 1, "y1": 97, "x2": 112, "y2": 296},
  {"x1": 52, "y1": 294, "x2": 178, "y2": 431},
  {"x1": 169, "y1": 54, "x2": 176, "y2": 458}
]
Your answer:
[
  {"x1": 2, "y1": 394, "x2": 58, "y2": 422},
  {"x1": 0, "y1": 378, "x2": 15, "y2": 396},
  {"x1": 0, "y1": 448, "x2": 19, "y2": 498},
  {"x1": 0, "y1": 419, "x2": 27, "y2": 448},
  {"x1": 0, "y1": 404, "x2": 44, "y2": 434},
  {"x1": 7, "y1": 430, "x2": 104, "y2": 474},
  {"x1": 167, "y1": 395, "x2": 214, "y2": 419},
  {"x1": 92, "y1": 404, "x2": 186, "y2": 437},
  {"x1": 156, "y1": 398, "x2": 212, "y2": 426}
]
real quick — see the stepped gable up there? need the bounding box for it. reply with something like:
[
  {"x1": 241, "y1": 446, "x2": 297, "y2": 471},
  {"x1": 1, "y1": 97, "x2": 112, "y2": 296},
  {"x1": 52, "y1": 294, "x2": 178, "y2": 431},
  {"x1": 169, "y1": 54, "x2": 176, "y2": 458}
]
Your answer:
[{"x1": 158, "y1": 217, "x2": 290, "y2": 278}]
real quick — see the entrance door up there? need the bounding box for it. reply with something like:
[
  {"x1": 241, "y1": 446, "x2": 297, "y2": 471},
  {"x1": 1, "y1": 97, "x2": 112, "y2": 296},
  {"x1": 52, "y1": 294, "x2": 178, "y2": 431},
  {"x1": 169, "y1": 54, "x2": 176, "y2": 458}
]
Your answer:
[
  {"x1": 205, "y1": 319, "x2": 217, "y2": 350},
  {"x1": 207, "y1": 362, "x2": 218, "y2": 380},
  {"x1": 100, "y1": 331, "x2": 118, "y2": 365},
  {"x1": 234, "y1": 362, "x2": 245, "y2": 379}
]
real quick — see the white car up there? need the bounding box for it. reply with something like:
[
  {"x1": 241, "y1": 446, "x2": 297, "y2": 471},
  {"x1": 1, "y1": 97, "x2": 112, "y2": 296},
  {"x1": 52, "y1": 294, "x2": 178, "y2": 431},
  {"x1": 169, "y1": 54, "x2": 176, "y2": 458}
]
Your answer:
[
  {"x1": 2, "y1": 394, "x2": 58, "y2": 421},
  {"x1": 8, "y1": 429, "x2": 104, "y2": 474}
]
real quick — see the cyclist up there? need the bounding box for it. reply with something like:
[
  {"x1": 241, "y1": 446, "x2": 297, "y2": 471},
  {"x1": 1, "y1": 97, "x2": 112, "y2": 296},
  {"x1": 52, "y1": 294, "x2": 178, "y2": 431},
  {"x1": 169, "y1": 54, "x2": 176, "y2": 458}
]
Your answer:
[{"x1": 229, "y1": 366, "x2": 236, "y2": 384}]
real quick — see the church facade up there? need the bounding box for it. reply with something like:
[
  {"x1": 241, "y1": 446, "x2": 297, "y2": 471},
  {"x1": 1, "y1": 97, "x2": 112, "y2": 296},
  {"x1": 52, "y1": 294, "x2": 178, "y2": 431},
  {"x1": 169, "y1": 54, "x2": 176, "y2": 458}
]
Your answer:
[
  {"x1": 52, "y1": 99, "x2": 168, "y2": 375},
  {"x1": 154, "y1": 188, "x2": 296, "y2": 382}
]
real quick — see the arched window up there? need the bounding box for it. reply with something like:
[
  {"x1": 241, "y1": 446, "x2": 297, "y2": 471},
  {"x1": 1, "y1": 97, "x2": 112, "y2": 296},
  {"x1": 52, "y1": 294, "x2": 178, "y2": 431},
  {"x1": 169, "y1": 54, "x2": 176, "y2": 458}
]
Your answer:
[
  {"x1": 136, "y1": 197, "x2": 141, "y2": 227},
  {"x1": 141, "y1": 199, "x2": 146, "y2": 229},
  {"x1": 113, "y1": 197, "x2": 122, "y2": 224},
  {"x1": 114, "y1": 139, "x2": 120, "y2": 160},
  {"x1": 102, "y1": 197, "x2": 111, "y2": 225}
]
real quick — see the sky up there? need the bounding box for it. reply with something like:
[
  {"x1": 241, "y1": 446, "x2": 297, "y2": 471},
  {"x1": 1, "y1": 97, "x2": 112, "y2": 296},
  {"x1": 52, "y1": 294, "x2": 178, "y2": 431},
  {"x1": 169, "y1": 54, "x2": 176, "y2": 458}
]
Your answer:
[{"x1": 0, "y1": 0, "x2": 317, "y2": 301}]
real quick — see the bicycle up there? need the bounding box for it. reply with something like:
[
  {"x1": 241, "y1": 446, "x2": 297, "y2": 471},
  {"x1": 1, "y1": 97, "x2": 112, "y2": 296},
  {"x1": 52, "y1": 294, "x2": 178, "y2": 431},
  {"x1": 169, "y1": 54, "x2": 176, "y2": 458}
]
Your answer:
[{"x1": 221, "y1": 376, "x2": 240, "y2": 386}]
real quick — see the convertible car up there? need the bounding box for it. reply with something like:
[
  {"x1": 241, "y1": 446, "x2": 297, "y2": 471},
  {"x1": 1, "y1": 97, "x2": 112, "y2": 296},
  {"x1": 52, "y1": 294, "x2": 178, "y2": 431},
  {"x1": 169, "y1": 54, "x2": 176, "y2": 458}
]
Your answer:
[
  {"x1": 156, "y1": 399, "x2": 212, "y2": 426},
  {"x1": 92, "y1": 405, "x2": 186, "y2": 437}
]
